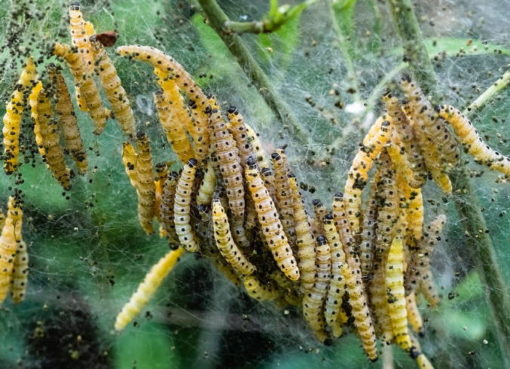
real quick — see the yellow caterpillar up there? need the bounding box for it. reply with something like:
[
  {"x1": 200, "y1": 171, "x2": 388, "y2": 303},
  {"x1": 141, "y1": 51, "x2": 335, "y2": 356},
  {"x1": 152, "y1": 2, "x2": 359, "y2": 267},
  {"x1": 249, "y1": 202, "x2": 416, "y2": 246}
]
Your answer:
[
  {"x1": 90, "y1": 38, "x2": 136, "y2": 137},
  {"x1": 244, "y1": 122, "x2": 271, "y2": 170},
  {"x1": 385, "y1": 236, "x2": 414, "y2": 352},
  {"x1": 323, "y1": 214, "x2": 348, "y2": 338},
  {"x1": 406, "y1": 292, "x2": 424, "y2": 335},
  {"x1": 369, "y1": 264, "x2": 394, "y2": 345},
  {"x1": 2, "y1": 57, "x2": 37, "y2": 174},
  {"x1": 159, "y1": 172, "x2": 180, "y2": 246},
  {"x1": 288, "y1": 173, "x2": 315, "y2": 290},
  {"x1": 116, "y1": 45, "x2": 210, "y2": 161},
  {"x1": 135, "y1": 133, "x2": 156, "y2": 234},
  {"x1": 227, "y1": 107, "x2": 256, "y2": 165},
  {"x1": 271, "y1": 150, "x2": 295, "y2": 240},
  {"x1": 312, "y1": 199, "x2": 327, "y2": 236},
  {"x1": 196, "y1": 160, "x2": 217, "y2": 206},
  {"x1": 359, "y1": 180, "x2": 378, "y2": 280},
  {"x1": 260, "y1": 166, "x2": 277, "y2": 200},
  {"x1": 343, "y1": 118, "x2": 391, "y2": 238},
  {"x1": 122, "y1": 142, "x2": 139, "y2": 190},
  {"x1": 209, "y1": 98, "x2": 245, "y2": 218},
  {"x1": 11, "y1": 239, "x2": 28, "y2": 303},
  {"x1": 153, "y1": 91, "x2": 195, "y2": 163},
  {"x1": 174, "y1": 159, "x2": 200, "y2": 252},
  {"x1": 114, "y1": 247, "x2": 185, "y2": 331},
  {"x1": 406, "y1": 214, "x2": 446, "y2": 295},
  {"x1": 29, "y1": 81, "x2": 72, "y2": 190},
  {"x1": 53, "y1": 42, "x2": 109, "y2": 135},
  {"x1": 212, "y1": 199, "x2": 256, "y2": 276},
  {"x1": 49, "y1": 65, "x2": 88, "y2": 174},
  {"x1": 382, "y1": 93, "x2": 427, "y2": 187},
  {"x1": 243, "y1": 275, "x2": 280, "y2": 301},
  {"x1": 0, "y1": 196, "x2": 23, "y2": 303},
  {"x1": 302, "y1": 235, "x2": 331, "y2": 343},
  {"x1": 418, "y1": 274, "x2": 440, "y2": 308},
  {"x1": 438, "y1": 104, "x2": 510, "y2": 177},
  {"x1": 245, "y1": 158, "x2": 299, "y2": 281},
  {"x1": 154, "y1": 162, "x2": 169, "y2": 222},
  {"x1": 406, "y1": 188, "x2": 424, "y2": 242}
]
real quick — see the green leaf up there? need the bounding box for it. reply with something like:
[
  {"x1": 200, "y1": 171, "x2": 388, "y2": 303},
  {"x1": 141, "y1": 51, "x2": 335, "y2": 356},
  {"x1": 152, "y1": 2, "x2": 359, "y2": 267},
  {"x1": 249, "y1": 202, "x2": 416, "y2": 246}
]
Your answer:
[
  {"x1": 453, "y1": 271, "x2": 484, "y2": 302},
  {"x1": 440, "y1": 309, "x2": 487, "y2": 341}
]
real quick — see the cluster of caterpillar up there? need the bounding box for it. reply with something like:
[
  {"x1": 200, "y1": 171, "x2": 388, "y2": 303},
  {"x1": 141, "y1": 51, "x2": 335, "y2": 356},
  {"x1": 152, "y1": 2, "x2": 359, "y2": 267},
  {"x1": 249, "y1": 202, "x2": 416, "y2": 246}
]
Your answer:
[{"x1": 3, "y1": 6, "x2": 510, "y2": 369}]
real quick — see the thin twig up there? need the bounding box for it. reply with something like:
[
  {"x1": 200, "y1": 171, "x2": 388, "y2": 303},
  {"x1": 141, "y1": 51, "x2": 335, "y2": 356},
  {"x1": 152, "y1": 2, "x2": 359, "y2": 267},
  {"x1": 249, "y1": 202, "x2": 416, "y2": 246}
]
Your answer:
[
  {"x1": 196, "y1": 0, "x2": 309, "y2": 145},
  {"x1": 388, "y1": 0, "x2": 510, "y2": 365}
]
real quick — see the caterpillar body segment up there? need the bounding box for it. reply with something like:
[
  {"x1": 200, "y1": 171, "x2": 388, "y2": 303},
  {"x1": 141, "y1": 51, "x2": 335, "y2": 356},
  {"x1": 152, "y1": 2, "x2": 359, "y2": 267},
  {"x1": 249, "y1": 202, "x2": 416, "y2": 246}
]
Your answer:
[
  {"x1": 230, "y1": 217, "x2": 250, "y2": 251},
  {"x1": 399, "y1": 76, "x2": 459, "y2": 168},
  {"x1": 382, "y1": 94, "x2": 427, "y2": 187},
  {"x1": 154, "y1": 162, "x2": 169, "y2": 221},
  {"x1": 11, "y1": 239, "x2": 28, "y2": 303},
  {"x1": 260, "y1": 167, "x2": 277, "y2": 201},
  {"x1": 114, "y1": 247, "x2": 185, "y2": 331},
  {"x1": 369, "y1": 265, "x2": 394, "y2": 344},
  {"x1": 386, "y1": 133, "x2": 421, "y2": 190},
  {"x1": 116, "y1": 45, "x2": 210, "y2": 160},
  {"x1": 243, "y1": 275, "x2": 280, "y2": 301},
  {"x1": 406, "y1": 188, "x2": 424, "y2": 242},
  {"x1": 302, "y1": 236, "x2": 331, "y2": 343},
  {"x1": 359, "y1": 184, "x2": 378, "y2": 281},
  {"x1": 212, "y1": 199, "x2": 256, "y2": 276},
  {"x1": 245, "y1": 159, "x2": 299, "y2": 281},
  {"x1": 438, "y1": 105, "x2": 510, "y2": 177},
  {"x1": 53, "y1": 42, "x2": 109, "y2": 134},
  {"x1": 385, "y1": 236, "x2": 414, "y2": 352},
  {"x1": 50, "y1": 66, "x2": 88, "y2": 174},
  {"x1": 244, "y1": 123, "x2": 271, "y2": 170},
  {"x1": 174, "y1": 159, "x2": 200, "y2": 252},
  {"x1": 122, "y1": 142, "x2": 139, "y2": 190},
  {"x1": 406, "y1": 293, "x2": 424, "y2": 334},
  {"x1": 406, "y1": 214, "x2": 446, "y2": 295},
  {"x1": 29, "y1": 81, "x2": 72, "y2": 190},
  {"x1": 209, "y1": 253, "x2": 242, "y2": 287},
  {"x1": 288, "y1": 174, "x2": 315, "y2": 289},
  {"x1": 160, "y1": 172, "x2": 180, "y2": 246},
  {"x1": 90, "y1": 39, "x2": 136, "y2": 137},
  {"x1": 68, "y1": 3, "x2": 94, "y2": 72},
  {"x1": 227, "y1": 107, "x2": 256, "y2": 165},
  {"x1": 135, "y1": 133, "x2": 156, "y2": 234},
  {"x1": 196, "y1": 160, "x2": 217, "y2": 206},
  {"x1": 2, "y1": 57, "x2": 37, "y2": 174},
  {"x1": 209, "y1": 98, "x2": 245, "y2": 218},
  {"x1": 271, "y1": 150, "x2": 295, "y2": 241},
  {"x1": 323, "y1": 214, "x2": 348, "y2": 338},
  {"x1": 344, "y1": 118, "x2": 391, "y2": 238},
  {"x1": 153, "y1": 91, "x2": 194, "y2": 163},
  {"x1": 269, "y1": 270, "x2": 301, "y2": 306},
  {"x1": 312, "y1": 199, "x2": 328, "y2": 236},
  {"x1": 0, "y1": 197, "x2": 23, "y2": 303}
]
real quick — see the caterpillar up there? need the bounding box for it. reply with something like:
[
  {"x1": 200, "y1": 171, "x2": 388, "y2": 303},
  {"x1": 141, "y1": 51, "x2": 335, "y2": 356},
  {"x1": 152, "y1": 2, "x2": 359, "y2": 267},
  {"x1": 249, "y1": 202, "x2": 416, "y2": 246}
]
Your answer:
[
  {"x1": 135, "y1": 132, "x2": 156, "y2": 234},
  {"x1": 114, "y1": 247, "x2": 185, "y2": 331},
  {"x1": 160, "y1": 172, "x2": 180, "y2": 247},
  {"x1": 209, "y1": 252, "x2": 242, "y2": 287},
  {"x1": 11, "y1": 239, "x2": 28, "y2": 303},
  {"x1": 418, "y1": 274, "x2": 440, "y2": 308},
  {"x1": 116, "y1": 45, "x2": 210, "y2": 161},
  {"x1": 385, "y1": 235, "x2": 414, "y2": 352},
  {"x1": 212, "y1": 199, "x2": 256, "y2": 276},
  {"x1": 53, "y1": 42, "x2": 109, "y2": 135},
  {"x1": 312, "y1": 199, "x2": 327, "y2": 236},
  {"x1": 271, "y1": 150, "x2": 295, "y2": 240},
  {"x1": 154, "y1": 162, "x2": 169, "y2": 222},
  {"x1": 406, "y1": 188, "x2": 424, "y2": 242},
  {"x1": 260, "y1": 166, "x2": 277, "y2": 200},
  {"x1": 122, "y1": 142, "x2": 139, "y2": 190},
  {"x1": 153, "y1": 91, "x2": 195, "y2": 163},
  {"x1": 323, "y1": 214, "x2": 348, "y2": 338},
  {"x1": 369, "y1": 263, "x2": 394, "y2": 345},
  {"x1": 406, "y1": 292, "x2": 424, "y2": 335},
  {"x1": 209, "y1": 98, "x2": 245, "y2": 219},
  {"x1": 386, "y1": 131, "x2": 422, "y2": 190},
  {"x1": 174, "y1": 159, "x2": 200, "y2": 252},
  {"x1": 405, "y1": 214, "x2": 446, "y2": 295},
  {"x1": 343, "y1": 118, "x2": 391, "y2": 238},
  {"x1": 438, "y1": 104, "x2": 510, "y2": 177},
  {"x1": 288, "y1": 173, "x2": 316, "y2": 289},
  {"x1": 382, "y1": 93, "x2": 427, "y2": 187},
  {"x1": 0, "y1": 196, "x2": 23, "y2": 303},
  {"x1": 243, "y1": 275, "x2": 280, "y2": 301},
  {"x1": 302, "y1": 235, "x2": 331, "y2": 343},
  {"x1": 196, "y1": 160, "x2": 217, "y2": 206},
  {"x1": 90, "y1": 38, "x2": 136, "y2": 137},
  {"x1": 359, "y1": 179, "x2": 378, "y2": 281},
  {"x1": 399, "y1": 75, "x2": 459, "y2": 168},
  {"x1": 2, "y1": 57, "x2": 37, "y2": 174},
  {"x1": 245, "y1": 158, "x2": 300, "y2": 281},
  {"x1": 29, "y1": 81, "x2": 72, "y2": 190},
  {"x1": 49, "y1": 65, "x2": 88, "y2": 174},
  {"x1": 227, "y1": 107, "x2": 255, "y2": 164},
  {"x1": 244, "y1": 122, "x2": 271, "y2": 170},
  {"x1": 269, "y1": 270, "x2": 301, "y2": 306},
  {"x1": 410, "y1": 333, "x2": 435, "y2": 369}
]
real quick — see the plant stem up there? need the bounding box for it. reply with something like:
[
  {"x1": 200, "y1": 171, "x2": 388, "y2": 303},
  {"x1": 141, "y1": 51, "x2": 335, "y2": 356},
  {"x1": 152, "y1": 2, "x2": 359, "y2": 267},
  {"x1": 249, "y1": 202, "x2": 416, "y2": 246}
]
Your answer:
[
  {"x1": 388, "y1": 0, "x2": 510, "y2": 364},
  {"x1": 196, "y1": 0, "x2": 309, "y2": 144},
  {"x1": 224, "y1": 20, "x2": 266, "y2": 33}
]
